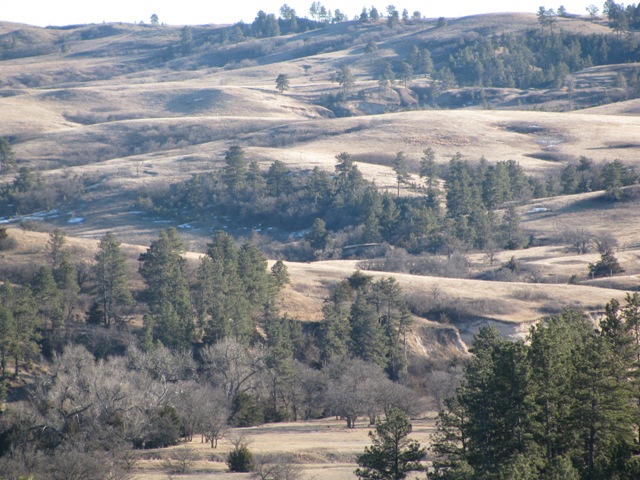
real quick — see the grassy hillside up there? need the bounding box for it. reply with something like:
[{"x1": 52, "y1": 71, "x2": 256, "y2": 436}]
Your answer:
[
  {"x1": 1, "y1": 12, "x2": 639, "y2": 327},
  {"x1": 2, "y1": 11, "x2": 640, "y2": 479}
]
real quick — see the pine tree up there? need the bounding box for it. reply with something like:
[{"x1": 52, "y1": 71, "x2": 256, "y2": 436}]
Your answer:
[
  {"x1": 94, "y1": 232, "x2": 133, "y2": 327},
  {"x1": 393, "y1": 152, "x2": 410, "y2": 198},
  {"x1": 266, "y1": 160, "x2": 292, "y2": 197},
  {"x1": 222, "y1": 146, "x2": 248, "y2": 196},
  {"x1": 202, "y1": 230, "x2": 248, "y2": 343},
  {"x1": 270, "y1": 260, "x2": 290, "y2": 292},
  {"x1": 349, "y1": 292, "x2": 388, "y2": 369},
  {"x1": 446, "y1": 156, "x2": 482, "y2": 218},
  {"x1": 528, "y1": 310, "x2": 590, "y2": 466},
  {"x1": 0, "y1": 283, "x2": 17, "y2": 378},
  {"x1": 430, "y1": 395, "x2": 473, "y2": 479},
  {"x1": 461, "y1": 326, "x2": 537, "y2": 477},
  {"x1": 47, "y1": 228, "x2": 69, "y2": 271},
  {"x1": 31, "y1": 266, "x2": 63, "y2": 334},
  {"x1": 0, "y1": 137, "x2": 16, "y2": 171},
  {"x1": 139, "y1": 228, "x2": 193, "y2": 347},
  {"x1": 275, "y1": 73, "x2": 290, "y2": 93},
  {"x1": 54, "y1": 257, "x2": 79, "y2": 323},
  {"x1": 588, "y1": 249, "x2": 624, "y2": 278},
  {"x1": 570, "y1": 305, "x2": 637, "y2": 476},
  {"x1": 307, "y1": 218, "x2": 329, "y2": 251},
  {"x1": 355, "y1": 409, "x2": 426, "y2": 480},
  {"x1": 419, "y1": 148, "x2": 438, "y2": 189},
  {"x1": 237, "y1": 241, "x2": 270, "y2": 311},
  {"x1": 500, "y1": 205, "x2": 525, "y2": 250},
  {"x1": 318, "y1": 282, "x2": 352, "y2": 363}
]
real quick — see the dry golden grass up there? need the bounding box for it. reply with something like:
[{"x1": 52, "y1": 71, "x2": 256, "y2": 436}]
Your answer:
[
  {"x1": 3, "y1": 15, "x2": 640, "y2": 480},
  {"x1": 130, "y1": 417, "x2": 435, "y2": 480},
  {"x1": 1, "y1": 13, "x2": 639, "y2": 359}
]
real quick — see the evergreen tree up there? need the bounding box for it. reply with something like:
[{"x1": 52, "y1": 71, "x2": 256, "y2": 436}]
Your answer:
[
  {"x1": 94, "y1": 232, "x2": 134, "y2": 327},
  {"x1": 0, "y1": 283, "x2": 17, "y2": 378},
  {"x1": 500, "y1": 205, "x2": 525, "y2": 250},
  {"x1": 307, "y1": 218, "x2": 329, "y2": 251},
  {"x1": 318, "y1": 281, "x2": 352, "y2": 363},
  {"x1": 460, "y1": 326, "x2": 536, "y2": 477},
  {"x1": 265, "y1": 160, "x2": 293, "y2": 197},
  {"x1": 237, "y1": 241, "x2": 271, "y2": 317},
  {"x1": 222, "y1": 146, "x2": 248, "y2": 196},
  {"x1": 47, "y1": 228, "x2": 69, "y2": 271},
  {"x1": 355, "y1": 408, "x2": 426, "y2": 480},
  {"x1": 31, "y1": 266, "x2": 63, "y2": 334},
  {"x1": 275, "y1": 73, "x2": 290, "y2": 93},
  {"x1": 446, "y1": 155, "x2": 481, "y2": 218},
  {"x1": 349, "y1": 291, "x2": 388, "y2": 368},
  {"x1": 270, "y1": 260, "x2": 290, "y2": 292},
  {"x1": 334, "y1": 64, "x2": 353, "y2": 95},
  {"x1": 54, "y1": 256, "x2": 79, "y2": 324},
  {"x1": 0, "y1": 137, "x2": 15, "y2": 171},
  {"x1": 393, "y1": 152, "x2": 410, "y2": 198},
  {"x1": 4, "y1": 283, "x2": 40, "y2": 377},
  {"x1": 570, "y1": 311, "x2": 636, "y2": 477},
  {"x1": 528, "y1": 310, "x2": 590, "y2": 467},
  {"x1": 419, "y1": 148, "x2": 438, "y2": 189},
  {"x1": 588, "y1": 249, "x2": 624, "y2": 278},
  {"x1": 139, "y1": 228, "x2": 193, "y2": 347},
  {"x1": 202, "y1": 230, "x2": 249, "y2": 343},
  {"x1": 429, "y1": 395, "x2": 473, "y2": 480},
  {"x1": 246, "y1": 160, "x2": 267, "y2": 199}
]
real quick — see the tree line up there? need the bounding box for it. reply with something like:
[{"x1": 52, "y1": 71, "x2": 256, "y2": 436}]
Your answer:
[
  {"x1": 430, "y1": 294, "x2": 640, "y2": 480},
  {"x1": 144, "y1": 145, "x2": 637, "y2": 261},
  {"x1": 0, "y1": 224, "x2": 425, "y2": 477},
  {"x1": 442, "y1": 28, "x2": 640, "y2": 90}
]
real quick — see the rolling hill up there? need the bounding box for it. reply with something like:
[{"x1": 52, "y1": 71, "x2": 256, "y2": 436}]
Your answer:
[{"x1": 1, "y1": 11, "x2": 639, "y2": 355}]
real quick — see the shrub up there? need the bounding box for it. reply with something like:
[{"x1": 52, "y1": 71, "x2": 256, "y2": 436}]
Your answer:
[
  {"x1": 227, "y1": 445, "x2": 254, "y2": 472},
  {"x1": 0, "y1": 227, "x2": 17, "y2": 250}
]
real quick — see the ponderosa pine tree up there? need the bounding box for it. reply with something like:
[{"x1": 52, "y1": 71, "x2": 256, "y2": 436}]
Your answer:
[
  {"x1": 393, "y1": 152, "x2": 410, "y2": 198},
  {"x1": 0, "y1": 137, "x2": 15, "y2": 171},
  {"x1": 318, "y1": 280, "x2": 352, "y2": 364},
  {"x1": 222, "y1": 146, "x2": 248, "y2": 196},
  {"x1": 275, "y1": 73, "x2": 290, "y2": 93},
  {"x1": 355, "y1": 408, "x2": 426, "y2": 480},
  {"x1": 528, "y1": 310, "x2": 591, "y2": 466},
  {"x1": 31, "y1": 266, "x2": 63, "y2": 334},
  {"x1": 349, "y1": 292, "x2": 388, "y2": 369},
  {"x1": 139, "y1": 228, "x2": 193, "y2": 348},
  {"x1": 431, "y1": 302, "x2": 640, "y2": 479},
  {"x1": 94, "y1": 232, "x2": 133, "y2": 327}
]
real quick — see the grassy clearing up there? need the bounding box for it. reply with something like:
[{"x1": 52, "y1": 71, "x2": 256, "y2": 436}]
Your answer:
[{"x1": 130, "y1": 417, "x2": 435, "y2": 480}]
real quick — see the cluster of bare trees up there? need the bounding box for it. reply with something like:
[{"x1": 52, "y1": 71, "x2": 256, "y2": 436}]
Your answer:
[{"x1": 0, "y1": 337, "x2": 420, "y2": 478}]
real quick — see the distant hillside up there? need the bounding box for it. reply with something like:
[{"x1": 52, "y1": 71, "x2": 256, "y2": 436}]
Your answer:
[{"x1": 0, "y1": 10, "x2": 639, "y2": 358}]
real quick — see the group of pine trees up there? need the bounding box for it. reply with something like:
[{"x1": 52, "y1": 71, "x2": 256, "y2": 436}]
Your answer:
[
  {"x1": 0, "y1": 223, "x2": 422, "y2": 476},
  {"x1": 430, "y1": 294, "x2": 640, "y2": 480},
  {"x1": 442, "y1": 28, "x2": 640, "y2": 90},
  {"x1": 558, "y1": 157, "x2": 638, "y2": 200},
  {"x1": 147, "y1": 146, "x2": 537, "y2": 258},
  {"x1": 147, "y1": 146, "x2": 639, "y2": 261},
  {"x1": 319, "y1": 272, "x2": 411, "y2": 379}
]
